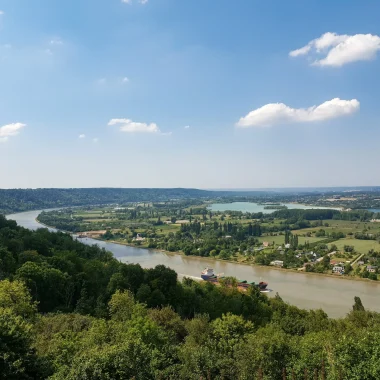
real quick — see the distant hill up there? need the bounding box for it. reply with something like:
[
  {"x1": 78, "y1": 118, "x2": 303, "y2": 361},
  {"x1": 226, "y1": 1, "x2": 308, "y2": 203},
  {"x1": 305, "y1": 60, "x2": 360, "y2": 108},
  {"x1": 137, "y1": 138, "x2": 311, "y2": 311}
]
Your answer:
[
  {"x1": 0, "y1": 188, "x2": 214, "y2": 214},
  {"x1": 3, "y1": 186, "x2": 380, "y2": 214}
]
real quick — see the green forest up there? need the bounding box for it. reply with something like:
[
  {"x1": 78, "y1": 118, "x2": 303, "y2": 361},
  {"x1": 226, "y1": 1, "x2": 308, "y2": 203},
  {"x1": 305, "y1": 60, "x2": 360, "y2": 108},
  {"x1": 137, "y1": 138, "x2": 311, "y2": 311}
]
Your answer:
[{"x1": 1, "y1": 214, "x2": 380, "y2": 379}]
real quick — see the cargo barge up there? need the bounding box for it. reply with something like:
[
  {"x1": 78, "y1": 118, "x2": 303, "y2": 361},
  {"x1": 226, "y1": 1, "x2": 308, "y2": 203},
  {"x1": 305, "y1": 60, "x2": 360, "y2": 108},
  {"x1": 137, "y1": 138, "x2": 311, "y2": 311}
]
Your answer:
[{"x1": 201, "y1": 268, "x2": 268, "y2": 291}]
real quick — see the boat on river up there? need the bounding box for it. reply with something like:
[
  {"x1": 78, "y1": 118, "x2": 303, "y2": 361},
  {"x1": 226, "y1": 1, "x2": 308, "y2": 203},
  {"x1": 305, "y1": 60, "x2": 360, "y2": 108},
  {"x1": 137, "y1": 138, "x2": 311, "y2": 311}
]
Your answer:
[{"x1": 201, "y1": 268, "x2": 268, "y2": 291}]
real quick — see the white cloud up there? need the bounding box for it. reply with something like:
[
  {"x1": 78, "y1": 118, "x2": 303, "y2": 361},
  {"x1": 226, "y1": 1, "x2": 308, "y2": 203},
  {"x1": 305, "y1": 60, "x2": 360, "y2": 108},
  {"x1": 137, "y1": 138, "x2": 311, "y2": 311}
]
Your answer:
[
  {"x1": 0, "y1": 11, "x2": 4, "y2": 15},
  {"x1": 108, "y1": 118, "x2": 160, "y2": 133},
  {"x1": 0, "y1": 122, "x2": 26, "y2": 142},
  {"x1": 79, "y1": 134, "x2": 85, "y2": 139},
  {"x1": 121, "y1": 0, "x2": 148, "y2": 4},
  {"x1": 50, "y1": 38, "x2": 63, "y2": 45},
  {"x1": 236, "y1": 98, "x2": 360, "y2": 128},
  {"x1": 122, "y1": 77, "x2": 129, "y2": 83},
  {"x1": 184, "y1": 125, "x2": 190, "y2": 129},
  {"x1": 290, "y1": 32, "x2": 380, "y2": 67}
]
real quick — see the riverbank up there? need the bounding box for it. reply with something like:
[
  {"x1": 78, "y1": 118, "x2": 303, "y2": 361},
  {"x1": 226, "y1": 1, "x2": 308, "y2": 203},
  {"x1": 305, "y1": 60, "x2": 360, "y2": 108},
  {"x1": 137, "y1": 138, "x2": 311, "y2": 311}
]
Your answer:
[
  {"x1": 67, "y1": 227, "x2": 380, "y2": 285},
  {"x1": 8, "y1": 208, "x2": 380, "y2": 317}
]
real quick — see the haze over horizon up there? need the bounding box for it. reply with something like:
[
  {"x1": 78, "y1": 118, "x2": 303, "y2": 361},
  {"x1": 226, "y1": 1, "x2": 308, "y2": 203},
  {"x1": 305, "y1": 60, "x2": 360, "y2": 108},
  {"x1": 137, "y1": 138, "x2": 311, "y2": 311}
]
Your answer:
[{"x1": 1, "y1": 0, "x2": 380, "y2": 188}]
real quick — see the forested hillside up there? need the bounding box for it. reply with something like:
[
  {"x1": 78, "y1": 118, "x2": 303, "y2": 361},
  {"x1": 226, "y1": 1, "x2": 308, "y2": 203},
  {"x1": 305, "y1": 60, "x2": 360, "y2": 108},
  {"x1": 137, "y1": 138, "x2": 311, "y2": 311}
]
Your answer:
[
  {"x1": 0, "y1": 188, "x2": 214, "y2": 214},
  {"x1": 1, "y1": 214, "x2": 380, "y2": 379},
  {"x1": 0, "y1": 188, "x2": 291, "y2": 215}
]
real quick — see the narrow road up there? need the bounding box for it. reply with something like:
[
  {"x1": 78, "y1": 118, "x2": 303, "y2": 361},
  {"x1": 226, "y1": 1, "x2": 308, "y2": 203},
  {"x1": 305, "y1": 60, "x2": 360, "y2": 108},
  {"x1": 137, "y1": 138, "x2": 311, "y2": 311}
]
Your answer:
[{"x1": 351, "y1": 253, "x2": 364, "y2": 266}]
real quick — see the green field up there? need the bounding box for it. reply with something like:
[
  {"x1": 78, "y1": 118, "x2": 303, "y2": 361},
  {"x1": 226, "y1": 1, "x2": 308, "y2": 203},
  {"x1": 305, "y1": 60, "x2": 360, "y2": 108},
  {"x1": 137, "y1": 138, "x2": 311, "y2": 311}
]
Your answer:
[
  {"x1": 258, "y1": 235, "x2": 325, "y2": 246},
  {"x1": 329, "y1": 238, "x2": 380, "y2": 254},
  {"x1": 293, "y1": 220, "x2": 380, "y2": 236}
]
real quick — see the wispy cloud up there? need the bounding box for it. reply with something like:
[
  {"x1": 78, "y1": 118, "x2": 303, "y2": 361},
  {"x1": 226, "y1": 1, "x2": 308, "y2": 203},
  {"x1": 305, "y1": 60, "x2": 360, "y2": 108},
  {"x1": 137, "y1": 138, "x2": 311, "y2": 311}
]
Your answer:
[
  {"x1": 236, "y1": 98, "x2": 360, "y2": 128},
  {"x1": 93, "y1": 138, "x2": 99, "y2": 143},
  {"x1": 122, "y1": 77, "x2": 129, "y2": 83},
  {"x1": 121, "y1": 0, "x2": 148, "y2": 4},
  {"x1": 184, "y1": 125, "x2": 190, "y2": 129},
  {"x1": 290, "y1": 32, "x2": 380, "y2": 67},
  {"x1": 0, "y1": 122, "x2": 26, "y2": 142},
  {"x1": 97, "y1": 78, "x2": 107, "y2": 85},
  {"x1": 0, "y1": 11, "x2": 4, "y2": 16},
  {"x1": 50, "y1": 38, "x2": 63, "y2": 46},
  {"x1": 79, "y1": 134, "x2": 85, "y2": 139}
]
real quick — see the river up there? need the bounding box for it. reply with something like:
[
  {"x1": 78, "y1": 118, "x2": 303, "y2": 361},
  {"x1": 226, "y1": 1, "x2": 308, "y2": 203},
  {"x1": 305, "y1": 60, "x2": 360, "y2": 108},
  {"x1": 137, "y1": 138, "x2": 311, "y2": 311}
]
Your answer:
[
  {"x1": 208, "y1": 202, "x2": 341, "y2": 213},
  {"x1": 7, "y1": 209, "x2": 380, "y2": 318}
]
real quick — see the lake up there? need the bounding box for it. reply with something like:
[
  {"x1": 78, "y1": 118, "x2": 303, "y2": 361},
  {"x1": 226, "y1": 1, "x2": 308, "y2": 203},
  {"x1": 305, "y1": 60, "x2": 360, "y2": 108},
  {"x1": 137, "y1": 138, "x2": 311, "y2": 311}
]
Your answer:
[
  {"x1": 6, "y1": 209, "x2": 380, "y2": 318},
  {"x1": 208, "y1": 202, "x2": 339, "y2": 213}
]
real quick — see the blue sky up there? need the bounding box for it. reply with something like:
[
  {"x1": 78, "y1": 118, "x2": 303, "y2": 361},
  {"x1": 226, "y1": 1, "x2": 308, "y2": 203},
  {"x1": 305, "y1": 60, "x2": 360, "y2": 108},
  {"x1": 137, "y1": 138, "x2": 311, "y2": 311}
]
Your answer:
[{"x1": 1, "y1": 0, "x2": 380, "y2": 188}]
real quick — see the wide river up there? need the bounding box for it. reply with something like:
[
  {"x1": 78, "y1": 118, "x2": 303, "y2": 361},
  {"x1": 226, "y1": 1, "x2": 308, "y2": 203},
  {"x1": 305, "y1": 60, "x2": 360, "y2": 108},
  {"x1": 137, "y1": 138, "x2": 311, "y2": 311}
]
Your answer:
[
  {"x1": 208, "y1": 202, "x2": 341, "y2": 213},
  {"x1": 7, "y1": 209, "x2": 380, "y2": 318}
]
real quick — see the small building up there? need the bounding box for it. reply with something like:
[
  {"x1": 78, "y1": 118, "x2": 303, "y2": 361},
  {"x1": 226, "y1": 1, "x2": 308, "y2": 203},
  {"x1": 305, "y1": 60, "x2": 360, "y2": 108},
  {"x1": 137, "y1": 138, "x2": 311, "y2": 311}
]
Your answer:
[
  {"x1": 332, "y1": 266, "x2": 344, "y2": 274},
  {"x1": 263, "y1": 241, "x2": 270, "y2": 247},
  {"x1": 133, "y1": 234, "x2": 145, "y2": 242},
  {"x1": 270, "y1": 260, "x2": 284, "y2": 267},
  {"x1": 284, "y1": 243, "x2": 291, "y2": 249},
  {"x1": 367, "y1": 265, "x2": 377, "y2": 273},
  {"x1": 357, "y1": 260, "x2": 364, "y2": 265}
]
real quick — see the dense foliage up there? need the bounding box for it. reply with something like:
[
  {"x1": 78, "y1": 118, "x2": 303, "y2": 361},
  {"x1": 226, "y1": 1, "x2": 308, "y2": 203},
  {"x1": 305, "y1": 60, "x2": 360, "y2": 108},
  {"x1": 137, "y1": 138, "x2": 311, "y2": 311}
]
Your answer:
[
  {"x1": 2, "y1": 215, "x2": 380, "y2": 379},
  {"x1": 0, "y1": 188, "x2": 220, "y2": 214}
]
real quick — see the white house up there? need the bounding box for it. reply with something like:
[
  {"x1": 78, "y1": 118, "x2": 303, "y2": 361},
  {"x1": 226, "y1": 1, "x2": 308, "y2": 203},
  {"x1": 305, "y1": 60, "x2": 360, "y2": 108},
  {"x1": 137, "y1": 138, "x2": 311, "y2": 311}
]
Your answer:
[
  {"x1": 270, "y1": 260, "x2": 284, "y2": 267},
  {"x1": 367, "y1": 265, "x2": 377, "y2": 273},
  {"x1": 332, "y1": 266, "x2": 344, "y2": 274}
]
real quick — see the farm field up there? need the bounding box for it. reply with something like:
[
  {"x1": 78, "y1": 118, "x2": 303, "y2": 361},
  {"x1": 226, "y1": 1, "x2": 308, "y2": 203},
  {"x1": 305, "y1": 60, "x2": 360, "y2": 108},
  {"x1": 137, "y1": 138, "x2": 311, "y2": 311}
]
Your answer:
[
  {"x1": 293, "y1": 220, "x2": 380, "y2": 236},
  {"x1": 329, "y1": 238, "x2": 380, "y2": 254},
  {"x1": 258, "y1": 235, "x2": 325, "y2": 246}
]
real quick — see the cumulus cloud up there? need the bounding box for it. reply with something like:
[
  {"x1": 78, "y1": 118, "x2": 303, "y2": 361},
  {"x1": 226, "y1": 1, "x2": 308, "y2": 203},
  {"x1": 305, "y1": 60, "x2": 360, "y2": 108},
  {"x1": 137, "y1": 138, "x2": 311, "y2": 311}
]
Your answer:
[
  {"x1": 0, "y1": 122, "x2": 26, "y2": 142},
  {"x1": 79, "y1": 134, "x2": 85, "y2": 139},
  {"x1": 290, "y1": 32, "x2": 380, "y2": 67},
  {"x1": 236, "y1": 98, "x2": 360, "y2": 128},
  {"x1": 108, "y1": 118, "x2": 160, "y2": 133}
]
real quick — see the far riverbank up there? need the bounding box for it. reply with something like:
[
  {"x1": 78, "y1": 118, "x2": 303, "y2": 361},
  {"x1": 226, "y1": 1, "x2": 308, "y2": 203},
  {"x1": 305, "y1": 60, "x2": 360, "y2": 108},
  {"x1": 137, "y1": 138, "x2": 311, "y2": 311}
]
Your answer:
[{"x1": 36, "y1": 215, "x2": 379, "y2": 286}]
